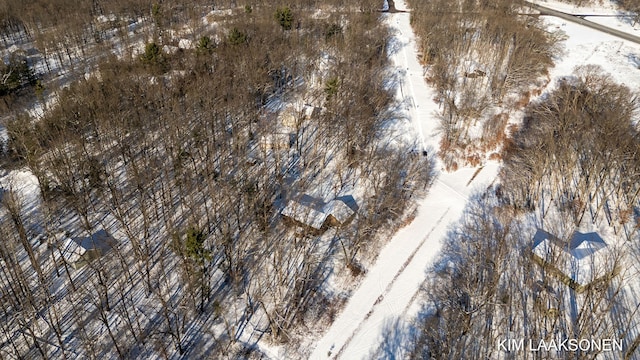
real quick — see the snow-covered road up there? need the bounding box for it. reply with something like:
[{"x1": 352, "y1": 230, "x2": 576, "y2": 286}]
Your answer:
[
  {"x1": 309, "y1": 177, "x2": 484, "y2": 360},
  {"x1": 308, "y1": 1, "x2": 499, "y2": 359},
  {"x1": 526, "y1": 1, "x2": 640, "y2": 44},
  {"x1": 306, "y1": 0, "x2": 640, "y2": 358}
]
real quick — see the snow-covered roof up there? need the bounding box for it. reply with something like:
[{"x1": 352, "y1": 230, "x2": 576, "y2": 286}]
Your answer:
[
  {"x1": 162, "y1": 45, "x2": 179, "y2": 54},
  {"x1": 569, "y1": 232, "x2": 607, "y2": 259},
  {"x1": 178, "y1": 38, "x2": 193, "y2": 49},
  {"x1": 59, "y1": 230, "x2": 116, "y2": 265},
  {"x1": 281, "y1": 196, "x2": 356, "y2": 230},
  {"x1": 303, "y1": 104, "x2": 321, "y2": 119},
  {"x1": 279, "y1": 111, "x2": 298, "y2": 128},
  {"x1": 61, "y1": 237, "x2": 88, "y2": 264},
  {"x1": 259, "y1": 133, "x2": 291, "y2": 151},
  {"x1": 281, "y1": 199, "x2": 327, "y2": 230},
  {"x1": 278, "y1": 104, "x2": 321, "y2": 128},
  {"x1": 324, "y1": 200, "x2": 355, "y2": 224},
  {"x1": 532, "y1": 229, "x2": 612, "y2": 287},
  {"x1": 260, "y1": 133, "x2": 290, "y2": 143}
]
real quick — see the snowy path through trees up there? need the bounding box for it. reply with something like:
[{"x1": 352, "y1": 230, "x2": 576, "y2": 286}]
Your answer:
[
  {"x1": 305, "y1": 0, "x2": 640, "y2": 358},
  {"x1": 308, "y1": 1, "x2": 499, "y2": 359}
]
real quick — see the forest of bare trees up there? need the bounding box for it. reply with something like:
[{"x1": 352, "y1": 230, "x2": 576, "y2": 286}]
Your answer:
[
  {"x1": 405, "y1": 10, "x2": 639, "y2": 359},
  {"x1": 4, "y1": 0, "x2": 638, "y2": 358},
  {"x1": 620, "y1": 0, "x2": 640, "y2": 25},
  {"x1": 409, "y1": 193, "x2": 635, "y2": 360},
  {"x1": 0, "y1": 1, "x2": 434, "y2": 358},
  {"x1": 501, "y1": 66, "x2": 640, "y2": 234},
  {"x1": 407, "y1": 0, "x2": 559, "y2": 169},
  {"x1": 409, "y1": 66, "x2": 640, "y2": 359}
]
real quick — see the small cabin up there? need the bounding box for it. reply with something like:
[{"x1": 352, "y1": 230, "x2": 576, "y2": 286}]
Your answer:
[
  {"x1": 281, "y1": 199, "x2": 327, "y2": 234},
  {"x1": 59, "y1": 230, "x2": 116, "y2": 270},
  {"x1": 324, "y1": 199, "x2": 356, "y2": 227},
  {"x1": 279, "y1": 104, "x2": 322, "y2": 129},
  {"x1": 279, "y1": 110, "x2": 298, "y2": 128},
  {"x1": 281, "y1": 195, "x2": 357, "y2": 234}
]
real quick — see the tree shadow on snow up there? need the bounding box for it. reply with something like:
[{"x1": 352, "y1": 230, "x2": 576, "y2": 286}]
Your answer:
[{"x1": 366, "y1": 316, "x2": 419, "y2": 360}]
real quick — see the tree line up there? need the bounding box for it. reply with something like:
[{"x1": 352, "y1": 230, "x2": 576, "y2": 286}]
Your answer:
[
  {"x1": 501, "y1": 66, "x2": 640, "y2": 232},
  {"x1": 408, "y1": 193, "x2": 634, "y2": 359}
]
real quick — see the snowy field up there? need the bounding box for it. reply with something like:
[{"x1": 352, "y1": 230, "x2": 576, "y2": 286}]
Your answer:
[
  {"x1": 536, "y1": 2, "x2": 640, "y2": 91},
  {"x1": 534, "y1": 0, "x2": 640, "y2": 33},
  {"x1": 1, "y1": 4, "x2": 432, "y2": 359}
]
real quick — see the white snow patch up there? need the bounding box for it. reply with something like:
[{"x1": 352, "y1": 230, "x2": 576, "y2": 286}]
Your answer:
[{"x1": 178, "y1": 38, "x2": 193, "y2": 49}]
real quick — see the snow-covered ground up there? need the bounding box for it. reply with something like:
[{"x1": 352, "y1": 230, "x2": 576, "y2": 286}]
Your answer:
[
  {"x1": 2, "y1": 0, "x2": 638, "y2": 358},
  {"x1": 535, "y1": 2, "x2": 640, "y2": 89},
  {"x1": 534, "y1": 0, "x2": 640, "y2": 34},
  {"x1": 308, "y1": 0, "x2": 500, "y2": 358},
  {"x1": 304, "y1": 1, "x2": 640, "y2": 359}
]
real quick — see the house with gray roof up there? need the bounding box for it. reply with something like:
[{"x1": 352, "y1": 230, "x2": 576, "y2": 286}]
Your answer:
[{"x1": 532, "y1": 229, "x2": 617, "y2": 292}]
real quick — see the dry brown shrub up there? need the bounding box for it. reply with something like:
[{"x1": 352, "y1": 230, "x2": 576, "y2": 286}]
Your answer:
[
  {"x1": 618, "y1": 207, "x2": 632, "y2": 224},
  {"x1": 506, "y1": 123, "x2": 519, "y2": 136},
  {"x1": 515, "y1": 91, "x2": 531, "y2": 108},
  {"x1": 440, "y1": 137, "x2": 452, "y2": 153},
  {"x1": 399, "y1": 210, "x2": 417, "y2": 228},
  {"x1": 347, "y1": 261, "x2": 365, "y2": 277},
  {"x1": 466, "y1": 155, "x2": 481, "y2": 167},
  {"x1": 481, "y1": 113, "x2": 509, "y2": 150}
]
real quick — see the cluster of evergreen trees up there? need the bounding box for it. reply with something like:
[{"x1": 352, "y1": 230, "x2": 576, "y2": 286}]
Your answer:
[{"x1": 0, "y1": 54, "x2": 36, "y2": 96}]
